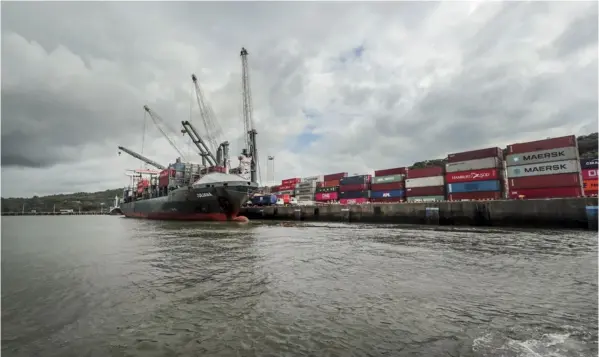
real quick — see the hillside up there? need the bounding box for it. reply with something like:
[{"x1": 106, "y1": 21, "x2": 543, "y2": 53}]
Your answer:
[{"x1": 2, "y1": 132, "x2": 597, "y2": 212}]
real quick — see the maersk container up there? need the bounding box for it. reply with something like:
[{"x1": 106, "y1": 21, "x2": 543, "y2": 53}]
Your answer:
[
  {"x1": 372, "y1": 174, "x2": 404, "y2": 184},
  {"x1": 370, "y1": 190, "x2": 405, "y2": 199},
  {"x1": 447, "y1": 180, "x2": 501, "y2": 194},
  {"x1": 506, "y1": 159, "x2": 579, "y2": 178},
  {"x1": 506, "y1": 146, "x2": 579, "y2": 167},
  {"x1": 445, "y1": 157, "x2": 501, "y2": 173},
  {"x1": 339, "y1": 190, "x2": 370, "y2": 199},
  {"x1": 406, "y1": 196, "x2": 445, "y2": 202},
  {"x1": 340, "y1": 175, "x2": 372, "y2": 185}
]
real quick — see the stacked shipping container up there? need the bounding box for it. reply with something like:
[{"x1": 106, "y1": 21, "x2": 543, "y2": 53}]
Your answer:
[
  {"x1": 339, "y1": 174, "x2": 371, "y2": 204},
  {"x1": 405, "y1": 166, "x2": 445, "y2": 202},
  {"x1": 371, "y1": 167, "x2": 406, "y2": 203},
  {"x1": 505, "y1": 135, "x2": 583, "y2": 199},
  {"x1": 315, "y1": 172, "x2": 346, "y2": 203},
  {"x1": 445, "y1": 147, "x2": 504, "y2": 201},
  {"x1": 581, "y1": 158, "x2": 598, "y2": 197},
  {"x1": 295, "y1": 176, "x2": 323, "y2": 202}
]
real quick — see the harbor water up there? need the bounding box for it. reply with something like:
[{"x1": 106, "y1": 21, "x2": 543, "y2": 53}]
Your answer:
[{"x1": 2, "y1": 216, "x2": 597, "y2": 357}]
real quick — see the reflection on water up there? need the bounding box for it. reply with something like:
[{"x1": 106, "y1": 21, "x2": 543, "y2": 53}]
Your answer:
[{"x1": 2, "y1": 216, "x2": 597, "y2": 357}]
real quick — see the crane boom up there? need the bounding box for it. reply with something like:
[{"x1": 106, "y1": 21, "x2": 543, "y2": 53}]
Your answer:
[
  {"x1": 181, "y1": 120, "x2": 218, "y2": 166},
  {"x1": 143, "y1": 105, "x2": 187, "y2": 160},
  {"x1": 240, "y1": 47, "x2": 260, "y2": 183},
  {"x1": 118, "y1": 146, "x2": 166, "y2": 170},
  {"x1": 190, "y1": 74, "x2": 224, "y2": 155}
]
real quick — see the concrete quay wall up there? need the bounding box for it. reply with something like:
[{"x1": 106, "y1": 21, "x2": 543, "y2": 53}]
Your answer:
[{"x1": 241, "y1": 197, "x2": 599, "y2": 230}]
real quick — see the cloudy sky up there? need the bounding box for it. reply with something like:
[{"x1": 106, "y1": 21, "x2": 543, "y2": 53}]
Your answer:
[{"x1": 2, "y1": 1, "x2": 597, "y2": 197}]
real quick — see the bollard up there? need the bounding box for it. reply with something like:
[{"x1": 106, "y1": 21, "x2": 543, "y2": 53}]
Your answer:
[
  {"x1": 425, "y1": 207, "x2": 439, "y2": 225},
  {"x1": 586, "y1": 206, "x2": 598, "y2": 230}
]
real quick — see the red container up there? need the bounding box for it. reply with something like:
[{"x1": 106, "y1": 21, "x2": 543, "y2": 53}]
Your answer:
[
  {"x1": 314, "y1": 192, "x2": 339, "y2": 201},
  {"x1": 448, "y1": 191, "x2": 502, "y2": 201},
  {"x1": 322, "y1": 179, "x2": 340, "y2": 187},
  {"x1": 340, "y1": 198, "x2": 369, "y2": 205},
  {"x1": 371, "y1": 182, "x2": 405, "y2": 191},
  {"x1": 447, "y1": 147, "x2": 503, "y2": 163},
  {"x1": 406, "y1": 166, "x2": 444, "y2": 179},
  {"x1": 339, "y1": 184, "x2": 369, "y2": 192},
  {"x1": 158, "y1": 169, "x2": 175, "y2": 187},
  {"x1": 582, "y1": 169, "x2": 598, "y2": 180},
  {"x1": 507, "y1": 173, "x2": 581, "y2": 189},
  {"x1": 508, "y1": 186, "x2": 583, "y2": 199},
  {"x1": 374, "y1": 167, "x2": 408, "y2": 177},
  {"x1": 506, "y1": 135, "x2": 576, "y2": 155},
  {"x1": 585, "y1": 191, "x2": 598, "y2": 197},
  {"x1": 371, "y1": 197, "x2": 405, "y2": 203},
  {"x1": 583, "y1": 179, "x2": 598, "y2": 191},
  {"x1": 282, "y1": 178, "x2": 301, "y2": 185},
  {"x1": 278, "y1": 183, "x2": 297, "y2": 191},
  {"x1": 276, "y1": 194, "x2": 291, "y2": 204},
  {"x1": 406, "y1": 186, "x2": 445, "y2": 196},
  {"x1": 208, "y1": 166, "x2": 226, "y2": 173},
  {"x1": 324, "y1": 172, "x2": 347, "y2": 181},
  {"x1": 445, "y1": 168, "x2": 499, "y2": 183}
]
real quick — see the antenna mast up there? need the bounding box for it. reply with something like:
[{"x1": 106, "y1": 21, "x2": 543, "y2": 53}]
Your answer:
[{"x1": 240, "y1": 47, "x2": 260, "y2": 183}]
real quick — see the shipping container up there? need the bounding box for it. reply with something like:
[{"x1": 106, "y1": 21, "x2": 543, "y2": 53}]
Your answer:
[
  {"x1": 406, "y1": 166, "x2": 444, "y2": 179},
  {"x1": 315, "y1": 186, "x2": 339, "y2": 193},
  {"x1": 296, "y1": 181, "x2": 318, "y2": 189},
  {"x1": 250, "y1": 195, "x2": 277, "y2": 206},
  {"x1": 447, "y1": 180, "x2": 501, "y2": 194},
  {"x1": 282, "y1": 178, "x2": 301, "y2": 185},
  {"x1": 506, "y1": 146, "x2": 579, "y2": 167},
  {"x1": 339, "y1": 190, "x2": 370, "y2": 199},
  {"x1": 506, "y1": 135, "x2": 576, "y2": 155},
  {"x1": 322, "y1": 179, "x2": 340, "y2": 187},
  {"x1": 370, "y1": 189, "x2": 405, "y2": 199},
  {"x1": 278, "y1": 183, "x2": 297, "y2": 191},
  {"x1": 583, "y1": 179, "x2": 598, "y2": 191},
  {"x1": 406, "y1": 195, "x2": 445, "y2": 202},
  {"x1": 371, "y1": 197, "x2": 405, "y2": 203},
  {"x1": 323, "y1": 172, "x2": 348, "y2": 181},
  {"x1": 301, "y1": 175, "x2": 324, "y2": 183},
  {"x1": 406, "y1": 186, "x2": 445, "y2": 196},
  {"x1": 374, "y1": 167, "x2": 408, "y2": 177},
  {"x1": 405, "y1": 176, "x2": 445, "y2": 188},
  {"x1": 372, "y1": 174, "x2": 405, "y2": 184},
  {"x1": 508, "y1": 186, "x2": 583, "y2": 199},
  {"x1": 447, "y1": 147, "x2": 503, "y2": 163},
  {"x1": 339, "y1": 198, "x2": 370, "y2": 205},
  {"x1": 445, "y1": 168, "x2": 499, "y2": 184},
  {"x1": 506, "y1": 159, "x2": 579, "y2": 178},
  {"x1": 295, "y1": 187, "x2": 317, "y2": 195},
  {"x1": 158, "y1": 168, "x2": 175, "y2": 187},
  {"x1": 296, "y1": 194, "x2": 315, "y2": 201},
  {"x1": 315, "y1": 192, "x2": 339, "y2": 201},
  {"x1": 339, "y1": 184, "x2": 370, "y2": 192},
  {"x1": 276, "y1": 194, "x2": 291, "y2": 204},
  {"x1": 371, "y1": 182, "x2": 405, "y2": 191},
  {"x1": 447, "y1": 191, "x2": 502, "y2": 201},
  {"x1": 580, "y1": 158, "x2": 598, "y2": 170},
  {"x1": 340, "y1": 175, "x2": 372, "y2": 185},
  {"x1": 445, "y1": 157, "x2": 501, "y2": 173},
  {"x1": 507, "y1": 173, "x2": 582, "y2": 190},
  {"x1": 582, "y1": 168, "x2": 598, "y2": 180}
]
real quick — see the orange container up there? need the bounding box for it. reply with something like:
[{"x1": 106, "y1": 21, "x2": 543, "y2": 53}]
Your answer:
[
  {"x1": 322, "y1": 179, "x2": 340, "y2": 187},
  {"x1": 583, "y1": 179, "x2": 598, "y2": 191}
]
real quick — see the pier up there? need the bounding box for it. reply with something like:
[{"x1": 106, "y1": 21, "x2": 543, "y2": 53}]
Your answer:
[{"x1": 241, "y1": 197, "x2": 599, "y2": 230}]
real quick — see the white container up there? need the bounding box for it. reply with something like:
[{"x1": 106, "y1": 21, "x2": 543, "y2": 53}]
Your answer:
[
  {"x1": 405, "y1": 176, "x2": 444, "y2": 188},
  {"x1": 301, "y1": 175, "x2": 324, "y2": 183},
  {"x1": 406, "y1": 195, "x2": 445, "y2": 202},
  {"x1": 445, "y1": 157, "x2": 500, "y2": 173},
  {"x1": 505, "y1": 146, "x2": 579, "y2": 167},
  {"x1": 296, "y1": 181, "x2": 318, "y2": 189},
  {"x1": 506, "y1": 159, "x2": 580, "y2": 178}
]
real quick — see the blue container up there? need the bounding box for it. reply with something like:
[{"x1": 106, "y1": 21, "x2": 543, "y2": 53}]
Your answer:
[
  {"x1": 250, "y1": 194, "x2": 277, "y2": 206},
  {"x1": 447, "y1": 180, "x2": 501, "y2": 194},
  {"x1": 370, "y1": 189, "x2": 405, "y2": 199},
  {"x1": 581, "y1": 158, "x2": 598, "y2": 170},
  {"x1": 339, "y1": 190, "x2": 370, "y2": 199},
  {"x1": 340, "y1": 175, "x2": 371, "y2": 185}
]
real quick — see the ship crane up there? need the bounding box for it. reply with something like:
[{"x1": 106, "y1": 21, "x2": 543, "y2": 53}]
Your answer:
[
  {"x1": 180, "y1": 120, "x2": 218, "y2": 167},
  {"x1": 190, "y1": 74, "x2": 225, "y2": 154},
  {"x1": 143, "y1": 105, "x2": 187, "y2": 161},
  {"x1": 117, "y1": 145, "x2": 166, "y2": 170},
  {"x1": 240, "y1": 47, "x2": 260, "y2": 183}
]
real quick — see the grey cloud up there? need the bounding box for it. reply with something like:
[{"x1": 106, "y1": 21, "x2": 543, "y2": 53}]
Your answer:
[{"x1": 551, "y1": 4, "x2": 598, "y2": 56}]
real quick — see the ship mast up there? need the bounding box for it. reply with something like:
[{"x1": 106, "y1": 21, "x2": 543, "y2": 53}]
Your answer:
[{"x1": 240, "y1": 47, "x2": 260, "y2": 183}]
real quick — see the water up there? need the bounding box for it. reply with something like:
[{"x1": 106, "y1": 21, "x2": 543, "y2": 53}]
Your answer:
[{"x1": 2, "y1": 216, "x2": 597, "y2": 357}]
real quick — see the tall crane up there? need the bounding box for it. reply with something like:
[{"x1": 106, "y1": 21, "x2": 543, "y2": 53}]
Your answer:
[
  {"x1": 190, "y1": 74, "x2": 225, "y2": 155},
  {"x1": 143, "y1": 105, "x2": 187, "y2": 161},
  {"x1": 117, "y1": 146, "x2": 166, "y2": 170},
  {"x1": 240, "y1": 47, "x2": 260, "y2": 183}
]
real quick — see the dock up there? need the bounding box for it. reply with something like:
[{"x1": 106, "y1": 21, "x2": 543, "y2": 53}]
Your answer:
[{"x1": 241, "y1": 197, "x2": 599, "y2": 230}]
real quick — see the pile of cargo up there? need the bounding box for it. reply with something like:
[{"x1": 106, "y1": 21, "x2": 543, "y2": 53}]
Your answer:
[
  {"x1": 371, "y1": 167, "x2": 406, "y2": 203},
  {"x1": 506, "y1": 135, "x2": 583, "y2": 199},
  {"x1": 405, "y1": 166, "x2": 445, "y2": 202},
  {"x1": 339, "y1": 174, "x2": 371, "y2": 205},
  {"x1": 314, "y1": 172, "x2": 346, "y2": 203},
  {"x1": 581, "y1": 158, "x2": 598, "y2": 197},
  {"x1": 295, "y1": 175, "x2": 323, "y2": 202},
  {"x1": 445, "y1": 147, "x2": 504, "y2": 201}
]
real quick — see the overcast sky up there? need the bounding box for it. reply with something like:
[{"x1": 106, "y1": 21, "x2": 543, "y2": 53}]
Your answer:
[{"x1": 2, "y1": 1, "x2": 597, "y2": 198}]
